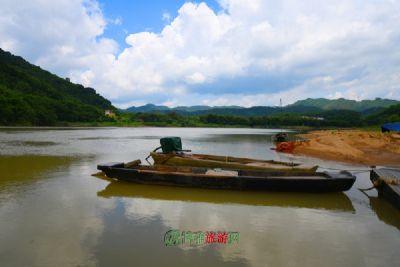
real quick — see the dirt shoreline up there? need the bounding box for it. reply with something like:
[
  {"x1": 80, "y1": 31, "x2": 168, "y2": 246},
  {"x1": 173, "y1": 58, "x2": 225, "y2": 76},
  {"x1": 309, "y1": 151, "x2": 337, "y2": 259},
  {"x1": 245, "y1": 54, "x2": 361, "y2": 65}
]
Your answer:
[{"x1": 293, "y1": 130, "x2": 400, "y2": 166}]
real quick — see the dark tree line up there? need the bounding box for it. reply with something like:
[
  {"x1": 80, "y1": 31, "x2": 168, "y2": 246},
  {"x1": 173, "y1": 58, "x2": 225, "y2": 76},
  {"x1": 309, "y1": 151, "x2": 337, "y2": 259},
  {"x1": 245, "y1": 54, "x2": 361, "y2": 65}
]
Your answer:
[{"x1": 120, "y1": 106, "x2": 399, "y2": 128}]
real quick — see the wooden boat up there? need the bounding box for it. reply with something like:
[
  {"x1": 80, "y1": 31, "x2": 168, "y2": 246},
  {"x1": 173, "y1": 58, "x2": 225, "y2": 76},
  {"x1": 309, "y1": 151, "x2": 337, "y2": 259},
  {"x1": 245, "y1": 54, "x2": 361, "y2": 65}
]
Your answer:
[
  {"x1": 150, "y1": 152, "x2": 318, "y2": 172},
  {"x1": 97, "y1": 161, "x2": 356, "y2": 192}
]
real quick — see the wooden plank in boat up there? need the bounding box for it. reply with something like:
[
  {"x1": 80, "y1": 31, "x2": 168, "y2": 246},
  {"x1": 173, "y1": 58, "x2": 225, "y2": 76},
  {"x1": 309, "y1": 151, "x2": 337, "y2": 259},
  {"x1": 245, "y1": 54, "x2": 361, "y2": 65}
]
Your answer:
[
  {"x1": 205, "y1": 170, "x2": 238, "y2": 176},
  {"x1": 267, "y1": 176, "x2": 327, "y2": 180}
]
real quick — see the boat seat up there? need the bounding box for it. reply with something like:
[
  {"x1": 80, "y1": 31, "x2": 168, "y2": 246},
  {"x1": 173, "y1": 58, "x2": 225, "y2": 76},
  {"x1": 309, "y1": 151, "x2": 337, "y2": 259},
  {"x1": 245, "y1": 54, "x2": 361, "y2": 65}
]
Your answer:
[{"x1": 205, "y1": 169, "x2": 238, "y2": 176}]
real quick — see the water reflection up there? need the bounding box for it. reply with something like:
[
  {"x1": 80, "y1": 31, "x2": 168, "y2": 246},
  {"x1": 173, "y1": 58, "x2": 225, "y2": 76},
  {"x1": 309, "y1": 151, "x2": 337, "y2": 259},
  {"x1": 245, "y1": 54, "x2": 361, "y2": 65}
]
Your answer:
[
  {"x1": 98, "y1": 187, "x2": 372, "y2": 267},
  {"x1": 368, "y1": 196, "x2": 400, "y2": 230},
  {"x1": 1, "y1": 140, "x2": 59, "y2": 146},
  {"x1": 0, "y1": 156, "x2": 113, "y2": 267},
  {"x1": 97, "y1": 180, "x2": 355, "y2": 212},
  {"x1": 0, "y1": 155, "x2": 74, "y2": 189}
]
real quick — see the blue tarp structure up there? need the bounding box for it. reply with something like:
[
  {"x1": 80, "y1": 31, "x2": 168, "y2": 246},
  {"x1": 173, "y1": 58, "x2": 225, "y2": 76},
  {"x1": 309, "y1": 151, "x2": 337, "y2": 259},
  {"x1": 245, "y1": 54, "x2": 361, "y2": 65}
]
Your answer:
[{"x1": 381, "y1": 122, "x2": 400, "y2": 132}]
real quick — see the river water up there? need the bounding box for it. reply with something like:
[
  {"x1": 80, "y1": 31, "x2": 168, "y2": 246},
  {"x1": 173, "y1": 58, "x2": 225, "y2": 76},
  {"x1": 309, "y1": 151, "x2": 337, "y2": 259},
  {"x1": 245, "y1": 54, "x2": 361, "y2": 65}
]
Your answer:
[{"x1": 0, "y1": 127, "x2": 399, "y2": 267}]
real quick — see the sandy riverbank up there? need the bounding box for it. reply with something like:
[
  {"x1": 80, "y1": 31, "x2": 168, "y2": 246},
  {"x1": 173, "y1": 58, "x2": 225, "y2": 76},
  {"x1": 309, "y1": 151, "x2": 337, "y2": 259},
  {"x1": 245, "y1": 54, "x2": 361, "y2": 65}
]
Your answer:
[{"x1": 293, "y1": 130, "x2": 400, "y2": 166}]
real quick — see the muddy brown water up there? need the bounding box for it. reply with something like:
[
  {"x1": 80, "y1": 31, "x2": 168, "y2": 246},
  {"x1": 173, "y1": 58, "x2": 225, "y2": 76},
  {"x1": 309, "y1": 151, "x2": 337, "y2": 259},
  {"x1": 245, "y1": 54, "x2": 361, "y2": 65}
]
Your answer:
[{"x1": 0, "y1": 127, "x2": 399, "y2": 267}]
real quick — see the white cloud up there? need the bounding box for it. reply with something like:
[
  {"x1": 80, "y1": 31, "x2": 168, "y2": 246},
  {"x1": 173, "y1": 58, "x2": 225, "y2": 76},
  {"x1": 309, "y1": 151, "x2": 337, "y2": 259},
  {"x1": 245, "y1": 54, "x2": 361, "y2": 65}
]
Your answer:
[
  {"x1": 0, "y1": 0, "x2": 117, "y2": 79},
  {"x1": 112, "y1": 16, "x2": 123, "y2": 25},
  {"x1": 162, "y1": 12, "x2": 171, "y2": 23},
  {"x1": 0, "y1": 0, "x2": 399, "y2": 107}
]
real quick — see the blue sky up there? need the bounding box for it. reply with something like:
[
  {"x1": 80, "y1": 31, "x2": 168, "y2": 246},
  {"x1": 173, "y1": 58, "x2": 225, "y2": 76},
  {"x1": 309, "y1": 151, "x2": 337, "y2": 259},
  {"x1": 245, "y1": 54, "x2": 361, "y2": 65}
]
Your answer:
[
  {"x1": 101, "y1": 0, "x2": 221, "y2": 50},
  {"x1": 0, "y1": 0, "x2": 399, "y2": 108}
]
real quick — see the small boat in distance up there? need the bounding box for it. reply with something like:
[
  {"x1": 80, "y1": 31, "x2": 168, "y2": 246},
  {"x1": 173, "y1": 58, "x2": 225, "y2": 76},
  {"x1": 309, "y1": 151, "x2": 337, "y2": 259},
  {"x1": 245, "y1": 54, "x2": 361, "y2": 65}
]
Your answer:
[
  {"x1": 273, "y1": 132, "x2": 289, "y2": 143},
  {"x1": 150, "y1": 152, "x2": 318, "y2": 172},
  {"x1": 97, "y1": 161, "x2": 355, "y2": 192}
]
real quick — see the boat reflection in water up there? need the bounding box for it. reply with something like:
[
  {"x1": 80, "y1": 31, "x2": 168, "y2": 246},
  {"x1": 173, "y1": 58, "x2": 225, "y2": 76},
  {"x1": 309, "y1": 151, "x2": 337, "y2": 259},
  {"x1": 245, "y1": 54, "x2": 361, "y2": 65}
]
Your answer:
[
  {"x1": 97, "y1": 179, "x2": 355, "y2": 212},
  {"x1": 368, "y1": 196, "x2": 400, "y2": 230}
]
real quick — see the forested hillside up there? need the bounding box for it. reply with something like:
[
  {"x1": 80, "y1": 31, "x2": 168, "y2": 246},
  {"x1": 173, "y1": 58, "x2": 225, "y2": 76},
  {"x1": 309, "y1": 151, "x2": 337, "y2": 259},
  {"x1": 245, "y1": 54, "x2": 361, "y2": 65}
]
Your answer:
[
  {"x1": 290, "y1": 98, "x2": 398, "y2": 112},
  {"x1": 0, "y1": 48, "x2": 113, "y2": 125},
  {"x1": 364, "y1": 104, "x2": 400, "y2": 125}
]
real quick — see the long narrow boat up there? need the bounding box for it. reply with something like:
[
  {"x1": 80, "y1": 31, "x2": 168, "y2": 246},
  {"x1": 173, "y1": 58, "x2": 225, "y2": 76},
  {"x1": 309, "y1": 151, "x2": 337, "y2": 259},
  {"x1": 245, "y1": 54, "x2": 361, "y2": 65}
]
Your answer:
[
  {"x1": 150, "y1": 152, "x2": 318, "y2": 172},
  {"x1": 97, "y1": 161, "x2": 355, "y2": 192}
]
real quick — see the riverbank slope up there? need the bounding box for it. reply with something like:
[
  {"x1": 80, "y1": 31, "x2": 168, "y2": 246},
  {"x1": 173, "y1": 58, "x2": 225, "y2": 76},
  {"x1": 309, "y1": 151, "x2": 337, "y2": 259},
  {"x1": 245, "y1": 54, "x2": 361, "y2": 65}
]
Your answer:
[{"x1": 294, "y1": 130, "x2": 400, "y2": 166}]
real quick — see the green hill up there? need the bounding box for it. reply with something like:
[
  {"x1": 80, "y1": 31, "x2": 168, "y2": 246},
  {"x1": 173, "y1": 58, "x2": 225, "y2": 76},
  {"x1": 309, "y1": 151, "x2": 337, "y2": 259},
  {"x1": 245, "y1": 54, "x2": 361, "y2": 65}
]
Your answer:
[
  {"x1": 0, "y1": 48, "x2": 113, "y2": 125},
  {"x1": 364, "y1": 104, "x2": 400, "y2": 125},
  {"x1": 290, "y1": 98, "x2": 399, "y2": 112},
  {"x1": 126, "y1": 104, "x2": 170, "y2": 113}
]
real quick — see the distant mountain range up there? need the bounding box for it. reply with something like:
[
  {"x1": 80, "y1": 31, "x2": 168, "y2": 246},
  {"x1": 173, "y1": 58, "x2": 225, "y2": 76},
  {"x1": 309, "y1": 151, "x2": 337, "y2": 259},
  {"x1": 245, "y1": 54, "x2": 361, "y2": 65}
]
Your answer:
[
  {"x1": 126, "y1": 104, "x2": 244, "y2": 113},
  {"x1": 0, "y1": 48, "x2": 113, "y2": 125},
  {"x1": 126, "y1": 98, "x2": 400, "y2": 116}
]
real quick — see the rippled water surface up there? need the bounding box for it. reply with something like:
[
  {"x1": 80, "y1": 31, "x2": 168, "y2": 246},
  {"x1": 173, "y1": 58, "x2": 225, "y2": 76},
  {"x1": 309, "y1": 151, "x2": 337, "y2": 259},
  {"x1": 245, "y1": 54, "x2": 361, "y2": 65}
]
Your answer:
[{"x1": 0, "y1": 127, "x2": 399, "y2": 267}]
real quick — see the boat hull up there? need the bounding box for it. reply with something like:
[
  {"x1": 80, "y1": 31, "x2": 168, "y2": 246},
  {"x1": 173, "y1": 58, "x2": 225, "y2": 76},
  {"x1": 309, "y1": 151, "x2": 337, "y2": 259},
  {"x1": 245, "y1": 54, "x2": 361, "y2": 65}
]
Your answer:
[{"x1": 98, "y1": 163, "x2": 355, "y2": 192}]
